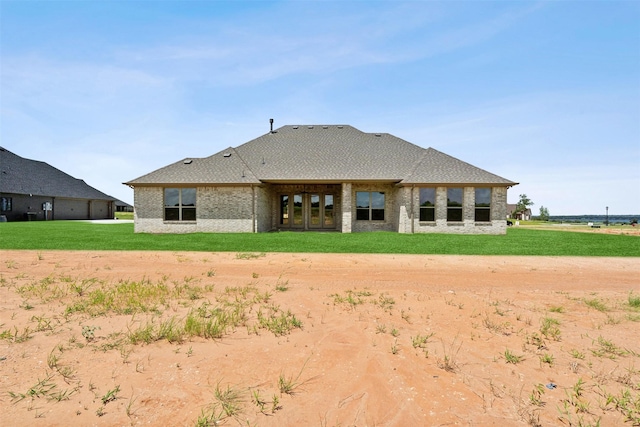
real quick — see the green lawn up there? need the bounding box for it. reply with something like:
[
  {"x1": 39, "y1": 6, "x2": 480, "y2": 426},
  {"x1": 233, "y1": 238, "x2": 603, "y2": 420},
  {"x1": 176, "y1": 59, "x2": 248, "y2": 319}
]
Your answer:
[{"x1": 0, "y1": 221, "x2": 638, "y2": 256}]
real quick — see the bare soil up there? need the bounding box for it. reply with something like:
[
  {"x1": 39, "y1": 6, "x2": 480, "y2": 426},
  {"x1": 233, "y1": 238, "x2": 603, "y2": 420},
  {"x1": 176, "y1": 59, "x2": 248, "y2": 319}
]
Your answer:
[{"x1": 1, "y1": 250, "x2": 638, "y2": 427}]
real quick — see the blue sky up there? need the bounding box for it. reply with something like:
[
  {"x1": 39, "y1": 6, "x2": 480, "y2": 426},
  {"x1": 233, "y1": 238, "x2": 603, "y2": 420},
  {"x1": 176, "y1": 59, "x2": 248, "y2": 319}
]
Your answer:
[{"x1": 1, "y1": 0, "x2": 638, "y2": 215}]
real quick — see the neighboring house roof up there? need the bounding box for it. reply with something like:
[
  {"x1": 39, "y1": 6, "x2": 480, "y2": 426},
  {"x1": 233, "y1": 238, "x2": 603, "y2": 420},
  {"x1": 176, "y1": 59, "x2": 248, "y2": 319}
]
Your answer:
[
  {"x1": 0, "y1": 147, "x2": 116, "y2": 201},
  {"x1": 507, "y1": 204, "x2": 532, "y2": 214},
  {"x1": 115, "y1": 199, "x2": 133, "y2": 209},
  {"x1": 125, "y1": 125, "x2": 517, "y2": 186}
]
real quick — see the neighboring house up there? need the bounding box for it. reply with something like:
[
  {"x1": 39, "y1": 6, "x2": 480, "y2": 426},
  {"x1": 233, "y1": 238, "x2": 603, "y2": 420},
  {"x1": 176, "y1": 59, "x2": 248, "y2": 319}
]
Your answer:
[
  {"x1": 115, "y1": 199, "x2": 134, "y2": 212},
  {"x1": 125, "y1": 124, "x2": 518, "y2": 234},
  {"x1": 0, "y1": 147, "x2": 116, "y2": 221},
  {"x1": 507, "y1": 204, "x2": 532, "y2": 221}
]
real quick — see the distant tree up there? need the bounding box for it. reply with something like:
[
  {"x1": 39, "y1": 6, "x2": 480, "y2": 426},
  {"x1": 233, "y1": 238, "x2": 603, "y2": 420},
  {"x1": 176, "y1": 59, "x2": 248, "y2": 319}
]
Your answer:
[
  {"x1": 539, "y1": 206, "x2": 550, "y2": 221},
  {"x1": 516, "y1": 194, "x2": 534, "y2": 214}
]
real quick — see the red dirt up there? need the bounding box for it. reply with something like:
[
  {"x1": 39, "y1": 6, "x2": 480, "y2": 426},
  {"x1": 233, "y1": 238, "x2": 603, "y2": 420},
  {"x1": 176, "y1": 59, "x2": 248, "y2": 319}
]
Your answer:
[{"x1": 1, "y1": 250, "x2": 638, "y2": 426}]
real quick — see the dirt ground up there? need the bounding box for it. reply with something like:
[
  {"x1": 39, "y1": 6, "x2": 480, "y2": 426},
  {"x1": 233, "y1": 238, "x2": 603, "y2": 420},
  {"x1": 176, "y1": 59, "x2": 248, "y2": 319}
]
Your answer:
[{"x1": 1, "y1": 250, "x2": 639, "y2": 427}]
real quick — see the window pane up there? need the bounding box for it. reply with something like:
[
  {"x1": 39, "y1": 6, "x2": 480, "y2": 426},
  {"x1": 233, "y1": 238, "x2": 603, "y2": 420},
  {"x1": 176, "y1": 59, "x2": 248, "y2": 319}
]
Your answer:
[
  {"x1": 165, "y1": 208, "x2": 179, "y2": 220},
  {"x1": 371, "y1": 209, "x2": 385, "y2": 221},
  {"x1": 182, "y1": 208, "x2": 196, "y2": 221},
  {"x1": 165, "y1": 188, "x2": 179, "y2": 207},
  {"x1": 356, "y1": 209, "x2": 370, "y2": 220},
  {"x1": 280, "y1": 195, "x2": 289, "y2": 225},
  {"x1": 324, "y1": 195, "x2": 334, "y2": 226},
  {"x1": 419, "y1": 188, "x2": 435, "y2": 207},
  {"x1": 182, "y1": 188, "x2": 196, "y2": 206},
  {"x1": 447, "y1": 208, "x2": 463, "y2": 222},
  {"x1": 475, "y1": 188, "x2": 491, "y2": 207},
  {"x1": 356, "y1": 192, "x2": 369, "y2": 209},
  {"x1": 293, "y1": 194, "x2": 303, "y2": 225},
  {"x1": 447, "y1": 188, "x2": 463, "y2": 207},
  {"x1": 310, "y1": 195, "x2": 320, "y2": 225},
  {"x1": 420, "y1": 207, "x2": 435, "y2": 222},
  {"x1": 371, "y1": 192, "x2": 385, "y2": 209},
  {"x1": 475, "y1": 209, "x2": 490, "y2": 222}
]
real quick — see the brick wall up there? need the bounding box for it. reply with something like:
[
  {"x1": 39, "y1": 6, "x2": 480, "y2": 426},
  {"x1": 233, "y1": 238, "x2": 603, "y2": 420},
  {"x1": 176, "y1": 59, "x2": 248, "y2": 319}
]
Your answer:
[
  {"x1": 133, "y1": 184, "x2": 510, "y2": 234},
  {"x1": 407, "y1": 186, "x2": 508, "y2": 235},
  {"x1": 350, "y1": 183, "x2": 397, "y2": 232}
]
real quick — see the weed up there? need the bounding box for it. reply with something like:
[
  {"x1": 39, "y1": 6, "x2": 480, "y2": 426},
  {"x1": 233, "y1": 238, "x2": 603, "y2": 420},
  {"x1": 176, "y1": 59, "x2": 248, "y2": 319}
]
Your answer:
[
  {"x1": 391, "y1": 340, "x2": 399, "y2": 355},
  {"x1": 390, "y1": 327, "x2": 399, "y2": 337},
  {"x1": 214, "y1": 383, "x2": 244, "y2": 419},
  {"x1": 591, "y1": 336, "x2": 628, "y2": 359},
  {"x1": 584, "y1": 298, "x2": 609, "y2": 312},
  {"x1": 570, "y1": 349, "x2": 586, "y2": 359},
  {"x1": 375, "y1": 324, "x2": 387, "y2": 334},
  {"x1": 504, "y1": 348, "x2": 523, "y2": 364},
  {"x1": 529, "y1": 383, "x2": 546, "y2": 406},
  {"x1": 1, "y1": 326, "x2": 33, "y2": 343},
  {"x1": 540, "y1": 317, "x2": 561, "y2": 341},
  {"x1": 235, "y1": 252, "x2": 266, "y2": 260},
  {"x1": 540, "y1": 353, "x2": 554, "y2": 366},
  {"x1": 9, "y1": 374, "x2": 58, "y2": 402},
  {"x1": 628, "y1": 292, "x2": 640, "y2": 309},
  {"x1": 377, "y1": 293, "x2": 396, "y2": 312},
  {"x1": 101, "y1": 385, "x2": 120, "y2": 405},
  {"x1": 437, "y1": 335, "x2": 462, "y2": 372},
  {"x1": 549, "y1": 306, "x2": 565, "y2": 313},
  {"x1": 256, "y1": 306, "x2": 302, "y2": 336},
  {"x1": 271, "y1": 394, "x2": 281, "y2": 413},
  {"x1": 411, "y1": 332, "x2": 435, "y2": 349},
  {"x1": 81, "y1": 325, "x2": 100, "y2": 341},
  {"x1": 126, "y1": 394, "x2": 137, "y2": 418},
  {"x1": 278, "y1": 358, "x2": 309, "y2": 395}
]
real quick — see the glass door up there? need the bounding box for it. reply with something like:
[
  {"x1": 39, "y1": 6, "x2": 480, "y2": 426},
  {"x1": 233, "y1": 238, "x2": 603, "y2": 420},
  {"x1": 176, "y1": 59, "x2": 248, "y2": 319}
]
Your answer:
[{"x1": 309, "y1": 194, "x2": 335, "y2": 229}]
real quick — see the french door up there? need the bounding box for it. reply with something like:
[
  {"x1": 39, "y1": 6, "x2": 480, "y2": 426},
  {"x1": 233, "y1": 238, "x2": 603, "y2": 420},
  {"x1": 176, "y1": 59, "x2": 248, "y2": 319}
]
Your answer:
[{"x1": 280, "y1": 193, "x2": 335, "y2": 230}]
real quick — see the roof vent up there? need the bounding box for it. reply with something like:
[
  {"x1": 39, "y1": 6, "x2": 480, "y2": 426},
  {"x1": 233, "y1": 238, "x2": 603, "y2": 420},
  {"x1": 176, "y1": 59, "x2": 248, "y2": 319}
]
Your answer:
[
  {"x1": 292, "y1": 126, "x2": 299, "y2": 129},
  {"x1": 307, "y1": 126, "x2": 314, "y2": 129},
  {"x1": 374, "y1": 133, "x2": 381, "y2": 137},
  {"x1": 337, "y1": 126, "x2": 343, "y2": 129},
  {"x1": 183, "y1": 159, "x2": 193, "y2": 164},
  {"x1": 270, "y1": 118, "x2": 274, "y2": 133},
  {"x1": 322, "y1": 125, "x2": 328, "y2": 129},
  {"x1": 223, "y1": 153, "x2": 232, "y2": 158}
]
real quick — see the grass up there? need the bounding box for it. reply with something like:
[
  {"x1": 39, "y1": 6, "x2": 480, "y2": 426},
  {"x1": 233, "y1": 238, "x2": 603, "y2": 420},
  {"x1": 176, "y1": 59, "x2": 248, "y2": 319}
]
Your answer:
[{"x1": 0, "y1": 221, "x2": 638, "y2": 256}]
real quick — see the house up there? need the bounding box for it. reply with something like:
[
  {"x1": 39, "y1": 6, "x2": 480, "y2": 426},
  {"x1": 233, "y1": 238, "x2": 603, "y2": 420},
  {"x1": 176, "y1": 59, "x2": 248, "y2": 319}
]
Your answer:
[
  {"x1": 125, "y1": 124, "x2": 517, "y2": 234},
  {"x1": 507, "y1": 204, "x2": 532, "y2": 221},
  {"x1": 0, "y1": 147, "x2": 116, "y2": 221},
  {"x1": 115, "y1": 199, "x2": 134, "y2": 213}
]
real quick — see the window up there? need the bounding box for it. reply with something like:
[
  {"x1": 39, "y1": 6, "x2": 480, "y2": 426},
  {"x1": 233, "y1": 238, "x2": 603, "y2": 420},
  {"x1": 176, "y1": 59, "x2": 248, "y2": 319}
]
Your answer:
[
  {"x1": 1, "y1": 197, "x2": 12, "y2": 212},
  {"x1": 419, "y1": 188, "x2": 435, "y2": 221},
  {"x1": 447, "y1": 188, "x2": 463, "y2": 222},
  {"x1": 164, "y1": 188, "x2": 196, "y2": 221},
  {"x1": 356, "y1": 191, "x2": 385, "y2": 221},
  {"x1": 475, "y1": 188, "x2": 491, "y2": 222}
]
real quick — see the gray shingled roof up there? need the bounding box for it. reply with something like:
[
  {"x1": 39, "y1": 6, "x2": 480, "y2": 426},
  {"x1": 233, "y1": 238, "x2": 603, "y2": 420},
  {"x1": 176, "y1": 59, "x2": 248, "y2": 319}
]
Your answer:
[
  {"x1": 0, "y1": 147, "x2": 116, "y2": 200},
  {"x1": 125, "y1": 125, "x2": 516, "y2": 186}
]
